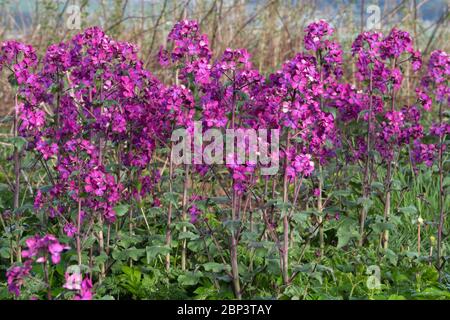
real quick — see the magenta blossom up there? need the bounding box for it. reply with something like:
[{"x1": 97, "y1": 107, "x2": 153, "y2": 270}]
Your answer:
[
  {"x1": 63, "y1": 223, "x2": 77, "y2": 238},
  {"x1": 21, "y1": 234, "x2": 69, "y2": 264},
  {"x1": 74, "y1": 278, "x2": 93, "y2": 300},
  {"x1": 6, "y1": 261, "x2": 32, "y2": 297}
]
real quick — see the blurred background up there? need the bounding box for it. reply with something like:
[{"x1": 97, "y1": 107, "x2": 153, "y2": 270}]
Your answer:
[{"x1": 0, "y1": 0, "x2": 448, "y2": 116}]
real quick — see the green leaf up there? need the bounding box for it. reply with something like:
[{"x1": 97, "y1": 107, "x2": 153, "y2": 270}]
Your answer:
[
  {"x1": 273, "y1": 200, "x2": 291, "y2": 212},
  {"x1": 126, "y1": 247, "x2": 145, "y2": 261},
  {"x1": 336, "y1": 218, "x2": 360, "y2": 249},
  {"x1": 202, "y1": 262, "x2": 230, "y2": 273},
  {"x1": 163, "y1": 192, "x2": 179, "y2": 206},
  {"x1": 412, "y1": 287, "x2": 450, "y2": 299},
  {"x1": 146, "y1": 245, "x2": 171, "y2": 263},
  {"x1": 95, "y1": 252, "x2": 108, "y2": 265},
  {"x1": 370, "y1": 182, "x2": 384, "y2": 191},
  {"x1": 174, "y1": 221, "x2": 196, "y2": 231},
  {"x1": 398, "y1": 205, "x2": 417, "y2": 215},
  {"x1": 83, "y1": 235, "x2": 97, "y2": 249},
  {"x1": 187, "y1": 239, "x2": 203, "y2": 253},
  {"x1": 372, "y1": 222, "x2": 395, "y2": 233},
  {"x1": 0, "y1": 183, "x2": 9, "y2": 192},
  {"x1": 292, "y1": 263, "x2": 334, "y2": 284},
  {"x1": 13, "y1": 203, "x2": 34, "y2": 214},
  {"x1": 222, "y1": 219, "x2": 241, "y2": 232},
  {"x1": 114, "y1": 204, "x2": 130, "y2": 217},
  {"x1": 178, "y1": 231, "x2": 199, "y2": 241},
  {"x1": 443, "y1": 176, "x2": 450, "y2": 188},
  {"x1": 292, "y1": 211, "x2": 313, "y2": 223},
  {"x1": 311, "y1": 272, "x2": 324, "y2": 284},
  {"x1": 178, "y1": 271, "x2": 203, "y2": 286},
  {"x1": 194, "y1": 286, "x2": 218, "y2": 300},
  {"x1": 0, "y1": 247, "x2": 10, "y2": 259},
  {"x1": 357, "y1": 197, "x2": 373, "y2": 211},
  {"x1": 385, "y1": 248, "x2": 398, "y2": 265},
  {"x1": 121, "y1": 266, "x2": 142, "y2": 284},
  {"x1": 7, "y1": 136, "x2": 27, "y2": 151}
]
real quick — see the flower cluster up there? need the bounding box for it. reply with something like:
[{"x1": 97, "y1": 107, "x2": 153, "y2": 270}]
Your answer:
[
  {"x1": 0, "y1": 40, "x2": 37, "y2": 82},
  {"x1": 6, "y1": 261, "x2": 32, "y2": 297},
  {"x1": 1, "y1": 27, "x2": 172, "y2": 299},
  {"x1": 304, "y1": 20, "x2": 343, "y2": 78},
  {"x1": 21, "y1": 234, "x2": 70, "y2": 264},
  {"x1": 419, "y1": 50, "x2": 449, "y2": 107},
  {"x1": 304, "y1": 20, "x2": 334, "y2": 52},
  {"x1": 351, "y1": 29, "x2": 421, "y2": 94},
  {"x1": 286, "y1": 153, "x2": 315, "y2": 181},
  {"x1": 5, "y1": 234, "x2": 69, "y2": 297},
  {"x1": 160, "y1": 19, "x2": 212, "y2": 86}
]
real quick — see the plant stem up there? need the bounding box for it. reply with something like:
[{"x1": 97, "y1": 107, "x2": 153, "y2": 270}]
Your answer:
[
  {"x1": 229, "y1": 74, "x2": 241, "y2": 299},
  {"x1": 13, "y1": 95, "x2": 22, "y2": 262},
  {"x1": 13, "y1": 94, "x2": 20, "y2": 212},
  {"x1": 359, "y1": 68, "x2": 373, "y2": 246},
  {"x1": 97, "y1": 133, "x2": 106, "y2": 282},
  {"x1": 230, "y1": 234, "x2": 242, "y2": 299},
  {"x1": 98, "y1": 215, "x2": 105, "y2": 283},
  {"x1": 318, "y1": 164, "x2": 324, "y2": 256},
  {"x1": 417, "y1": 221, "x2": 421, "y2": 255},
  {"x1": 281, "y1": 131, "x2": 290, "y2": 285},
  {"x1": 165, "y1": 146, "x2": 174, "y2": 271},
  {"x1": 181, "y1": 163, "x2": 190, "y2": 271},
  {"x1": 437, "y1": 102, "x2": 446, "y2": 281},
  {"x1": 382, "y1": 62, "x2": 397, "y2": 250},
  {"x1": 317, "y1": 51, "x2": 325, "y2": 256},
  {"x1": 382, "y1": 162, "x2": 391, "y2": 249},
  {"x1": 43, "y1": 261, "x2": 52, "y2": 300},
  {"x1": 76, "y1": 198, "x2": 82, "y2": 266}
]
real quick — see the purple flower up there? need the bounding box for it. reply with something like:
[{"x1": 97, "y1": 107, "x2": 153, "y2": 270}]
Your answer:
[
  {"x1": 380, "y1": 28, "x2": 413, "y2": 59},
  {"x1": 64, "y1": 223, "x2": 77, "y2": 238},
  {"x1": 6, "y1": 261, "x2": 32, "y2": 297},
  {"x1": 84, "y1": 170, "x2": 107, "y2": 196},
  {"x1": 412, "y1": 140, "x2": 436, "y2": 167},
  {"x1": 427, "y1": 50, "x2": 449, "y2": 84},
  {"x1": 292, "y1": 154, "x2": 315, "y2": 177},
  {"x1": 409, "y1": 49, "x2": 422, "y2": 71},
  {"x1": 189, "y1": 205, "x2": 202, "y2": 224},
  {"x1": 430, "y1": 123, "x2": 450, "y2": 138},
  {"x1": 21, "y1": 234, "x2": 69, "y2": 264},
  {"x1": 36, "y1": 138, "x2": 58, "y2": 160},
  {"x1": 158, "y1": 46, "x2": 170, "y2": 66},
  {"x1": 304, "y1": 20, "x2": 334, "y2": 52},
  {"x1": 416, "y1": 88, "x2": 432, "y2": 111},
  {"x1": 74, "y1": 278, "x2": 93, "y2": 300},
  {"x1": 163, "y1": 19, "x2": 211, "y2": 67}
]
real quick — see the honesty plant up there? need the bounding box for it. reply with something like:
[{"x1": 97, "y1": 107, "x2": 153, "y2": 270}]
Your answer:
[{"x1": 0, "y1": 19, "x2": 448, "y2": 300}]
